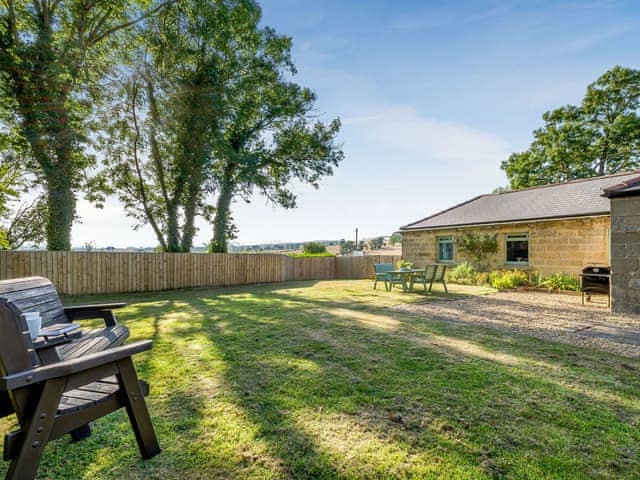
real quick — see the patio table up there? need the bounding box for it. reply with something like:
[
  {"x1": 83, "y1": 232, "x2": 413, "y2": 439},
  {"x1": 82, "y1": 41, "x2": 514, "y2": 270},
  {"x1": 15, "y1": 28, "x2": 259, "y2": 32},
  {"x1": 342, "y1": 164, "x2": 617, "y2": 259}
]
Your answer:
[{"x1": 389, "y1": 269, "x2": 422, "y2": 291}]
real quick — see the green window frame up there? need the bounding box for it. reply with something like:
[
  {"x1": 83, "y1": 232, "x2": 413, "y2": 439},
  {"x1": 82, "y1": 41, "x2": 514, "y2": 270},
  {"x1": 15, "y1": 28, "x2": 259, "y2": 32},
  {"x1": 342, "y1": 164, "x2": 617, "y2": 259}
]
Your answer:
[
  {"x1": 437, "y1": 236, "x2": 454, "y2": 263},
  {"x1": 505, "y1": 233, "x2": 529, "y2": 265}
]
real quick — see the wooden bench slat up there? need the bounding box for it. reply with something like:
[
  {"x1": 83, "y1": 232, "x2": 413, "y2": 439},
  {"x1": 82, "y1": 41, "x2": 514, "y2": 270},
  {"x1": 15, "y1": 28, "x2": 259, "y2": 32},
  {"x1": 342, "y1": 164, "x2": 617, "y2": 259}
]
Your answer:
[{"x1": 0, "y1": 276, "x2": 160, "y2": 475}]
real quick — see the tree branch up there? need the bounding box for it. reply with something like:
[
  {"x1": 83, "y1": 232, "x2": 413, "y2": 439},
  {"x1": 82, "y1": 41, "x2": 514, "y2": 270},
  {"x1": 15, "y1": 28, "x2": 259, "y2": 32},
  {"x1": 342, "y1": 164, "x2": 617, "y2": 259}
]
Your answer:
[
  {"x1": 89, "y1": 0, "x2": 177, "y2": 46},
  {"x1": 129, "y1": 79, "x2": 167, "y2": 251}
]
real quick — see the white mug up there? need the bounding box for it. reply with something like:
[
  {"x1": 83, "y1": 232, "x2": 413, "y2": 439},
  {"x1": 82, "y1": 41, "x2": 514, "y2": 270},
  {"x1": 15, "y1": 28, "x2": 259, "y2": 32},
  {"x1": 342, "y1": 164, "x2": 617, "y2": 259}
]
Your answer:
[{"x1": 23, "y1": 312, "x2": 41, "y2": 341}]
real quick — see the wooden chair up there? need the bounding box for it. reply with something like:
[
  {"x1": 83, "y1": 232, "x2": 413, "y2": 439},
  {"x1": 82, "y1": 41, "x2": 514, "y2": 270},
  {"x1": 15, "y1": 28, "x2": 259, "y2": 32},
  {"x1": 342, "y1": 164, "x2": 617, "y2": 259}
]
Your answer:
[
  {"x1": 0, "y1": 277, "x2": 131, "y2": 440},
  {"x1": 373, "y1": 263, "x2": 394, "y2": 291},
  {"x1": 0, "y1": 297, "x2": 160, "y2": 480}
]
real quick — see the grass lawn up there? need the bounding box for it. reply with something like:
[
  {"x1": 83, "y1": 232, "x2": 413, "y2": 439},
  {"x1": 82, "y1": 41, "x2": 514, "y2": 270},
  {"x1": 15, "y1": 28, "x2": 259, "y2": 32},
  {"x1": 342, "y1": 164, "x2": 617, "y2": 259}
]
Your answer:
[{"x1": 1, "y1": 280, "x2": 639, "y2": 479}]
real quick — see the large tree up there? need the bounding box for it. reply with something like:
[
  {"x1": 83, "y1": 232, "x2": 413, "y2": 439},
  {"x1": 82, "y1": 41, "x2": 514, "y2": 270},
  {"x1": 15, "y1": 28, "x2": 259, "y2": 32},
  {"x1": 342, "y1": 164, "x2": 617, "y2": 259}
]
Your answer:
[
  {"x1": 208, "y1": 19, "x2": 343, "y2": 252},
  {"x1": 0, "y1": 0, "x2": 174, "y2": 250},
  {"x1": 100, "y1": 0, "x2": 253, "y2": 252},
  {"x1": 502, "y1": 66, "x2": 640, "y2": 189}
]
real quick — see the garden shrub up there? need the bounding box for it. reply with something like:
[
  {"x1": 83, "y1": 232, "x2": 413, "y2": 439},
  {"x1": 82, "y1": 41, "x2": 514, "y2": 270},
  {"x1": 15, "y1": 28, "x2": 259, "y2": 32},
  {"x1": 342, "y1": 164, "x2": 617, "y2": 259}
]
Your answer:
[
  {"x1": 489, "y1": 269, "x2": 529, "y2": 290},
  {"x1": 303, "y1": 241, "x2": 328, "y2": 254},
  {"x1": 475, "y1": 272, "x2": 490, "y2": 285},
  {"x1": 448, "y1": 262, "x2": 477, "y2": 285},
  {"x1": 539, "y1": 273, "x2": 580, "y2": 292},
  {"x1": 288, "y1": 251, "x2": 335, "y2": 258}
]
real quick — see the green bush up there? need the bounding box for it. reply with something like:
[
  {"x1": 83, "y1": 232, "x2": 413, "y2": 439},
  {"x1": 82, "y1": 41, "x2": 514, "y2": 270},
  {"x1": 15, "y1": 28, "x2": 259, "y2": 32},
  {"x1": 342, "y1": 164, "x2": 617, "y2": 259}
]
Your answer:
[
  {"x1": 538, "y1": 273, "x2": 580, "y2": 292},
  {"x1": 303, "y1": 242, "x2": 328, "y2": 254},
  {"x1": 448, "y1": 262, "x2": 477, "y2": 285},
  {"x1": 489, "y1": 270, "x2": 530, "y2": 290},
  {"x1": 288, "y1": 251, "x2": 335, "y2": 258},
  {"x1": 530, "y1": 271, "x2": 543, "y2": 287},
  {"x1": 475, "y1": 272, "x2": 490, "y2": 285}
]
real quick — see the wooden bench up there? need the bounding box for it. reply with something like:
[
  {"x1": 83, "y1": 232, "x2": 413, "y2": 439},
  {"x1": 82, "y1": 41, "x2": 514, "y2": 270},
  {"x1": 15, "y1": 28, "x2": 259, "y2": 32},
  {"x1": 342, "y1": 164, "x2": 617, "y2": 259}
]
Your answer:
[
  {"x1": 0, "y1": 279, "x2": 160, "y2": 479},
  {"x1": 0, "y1": 277, "x2": 130, "y2": 423}
]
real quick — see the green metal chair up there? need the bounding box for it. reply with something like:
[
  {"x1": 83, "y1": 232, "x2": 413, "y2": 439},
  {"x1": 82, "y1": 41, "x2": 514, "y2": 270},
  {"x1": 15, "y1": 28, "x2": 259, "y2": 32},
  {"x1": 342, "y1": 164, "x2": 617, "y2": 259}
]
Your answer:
[
  {"x1": 431, "y1": 264, "x2": 448, "y2": 293},
  {"x1": 409, "y1": 264, "x2": 437, "y2": 293},
  {"x1": 410, "y1": 264, "x2": 448, "y2": 294},
  {"x1": 373, "y1": 263, "x2": 394, "y2": 291},
  {"x1": 387, "y1": 270, "x2": 407, "y2": 291}
]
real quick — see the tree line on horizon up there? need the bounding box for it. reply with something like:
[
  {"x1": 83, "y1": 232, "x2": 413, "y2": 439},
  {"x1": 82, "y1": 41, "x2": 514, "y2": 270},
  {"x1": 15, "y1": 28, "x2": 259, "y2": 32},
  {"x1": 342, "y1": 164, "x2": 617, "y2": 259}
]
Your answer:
[{"x1": 0, "y1": 0, "x2": 343, "y2": 252}]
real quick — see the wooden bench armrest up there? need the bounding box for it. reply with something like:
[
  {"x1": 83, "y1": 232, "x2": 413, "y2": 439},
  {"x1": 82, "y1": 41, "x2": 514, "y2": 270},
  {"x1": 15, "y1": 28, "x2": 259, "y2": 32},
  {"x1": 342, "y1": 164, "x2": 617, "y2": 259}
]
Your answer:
[
  {"x1": 64, "y1": 303, "x2": 127, "y2": 313},
  {"x1": 1, "y1": 340, "x2": 152, "y2": 391},
  {"x1": 64, "y1": 303, "x2": 127, "y2": 326}
]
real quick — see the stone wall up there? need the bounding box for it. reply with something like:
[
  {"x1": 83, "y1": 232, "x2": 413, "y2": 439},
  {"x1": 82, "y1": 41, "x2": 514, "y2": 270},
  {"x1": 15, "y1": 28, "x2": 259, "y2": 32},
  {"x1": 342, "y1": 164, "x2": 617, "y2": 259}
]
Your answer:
[
  {"x1": 610, "y1": 196, "x2": 640, "y2": 313},
  {"x1": 402, "y1": 216, "x2": 610, "y2": 275}
]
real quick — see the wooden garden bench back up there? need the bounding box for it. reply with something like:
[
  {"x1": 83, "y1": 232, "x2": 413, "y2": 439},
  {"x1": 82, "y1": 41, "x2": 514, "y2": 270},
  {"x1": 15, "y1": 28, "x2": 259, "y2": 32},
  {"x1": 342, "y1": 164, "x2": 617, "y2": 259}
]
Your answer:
[
  {"x1": 0, "y1": 277, "x2": 130, "y2": 420},
  {"x1": 0, "y1": 278, "x2": 160, "y2": 480}
]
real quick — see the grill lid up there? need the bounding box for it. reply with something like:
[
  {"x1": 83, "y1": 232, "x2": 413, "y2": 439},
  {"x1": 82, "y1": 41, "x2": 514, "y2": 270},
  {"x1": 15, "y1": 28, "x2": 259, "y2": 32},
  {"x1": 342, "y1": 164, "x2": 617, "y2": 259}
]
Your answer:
[{"x1": 582, "y1": 266, "x2": 610, "y2": 275}]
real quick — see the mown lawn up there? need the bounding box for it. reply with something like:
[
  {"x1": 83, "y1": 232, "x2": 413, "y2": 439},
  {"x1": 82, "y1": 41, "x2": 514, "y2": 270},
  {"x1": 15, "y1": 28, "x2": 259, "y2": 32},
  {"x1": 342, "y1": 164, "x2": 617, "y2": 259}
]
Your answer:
[{"x1": 1, "y1": 280, "x2": 639, "y2": 479}]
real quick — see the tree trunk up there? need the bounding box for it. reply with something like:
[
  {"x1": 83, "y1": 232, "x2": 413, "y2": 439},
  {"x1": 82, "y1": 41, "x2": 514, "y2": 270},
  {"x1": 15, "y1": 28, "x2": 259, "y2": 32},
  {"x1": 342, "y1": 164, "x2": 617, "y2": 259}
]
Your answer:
[
  {"x1": 211, "y1": 164, "x2": 235, "y2": 253},
  {"x1": 181, "y1": 183, "x2": 200, "y2": 252},
  {"x1": 165, "y1": 204, "x2": 182, "y2": 252},
  {"x1": 44, "y1": 168, "x2": 74, "y2": 251}
]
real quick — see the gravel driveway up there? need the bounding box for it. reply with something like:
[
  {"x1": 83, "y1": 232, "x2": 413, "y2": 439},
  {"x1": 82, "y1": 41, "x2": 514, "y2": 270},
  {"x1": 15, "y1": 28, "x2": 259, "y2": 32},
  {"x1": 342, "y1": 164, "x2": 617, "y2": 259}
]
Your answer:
[{"x1": 394, "y1": 290, "x2": 640, "y2": 358}]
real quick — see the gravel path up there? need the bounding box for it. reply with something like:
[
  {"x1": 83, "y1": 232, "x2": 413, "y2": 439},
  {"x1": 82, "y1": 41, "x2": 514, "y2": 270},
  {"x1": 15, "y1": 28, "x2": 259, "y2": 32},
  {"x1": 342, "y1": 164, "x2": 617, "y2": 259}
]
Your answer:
[{"x1": 393, "y1": 290, "x2": 640, "y2": 358}]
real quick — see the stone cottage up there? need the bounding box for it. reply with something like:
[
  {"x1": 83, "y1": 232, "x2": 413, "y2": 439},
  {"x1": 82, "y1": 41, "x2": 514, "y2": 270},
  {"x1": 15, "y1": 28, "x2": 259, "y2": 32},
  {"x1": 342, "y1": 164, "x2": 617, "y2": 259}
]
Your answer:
[
  {"x1": 399, "y1": 171, "x2": 640, "y2": 276},
  {"x1": 603, "y1": 175, "x2": 640, "y2": 314}
]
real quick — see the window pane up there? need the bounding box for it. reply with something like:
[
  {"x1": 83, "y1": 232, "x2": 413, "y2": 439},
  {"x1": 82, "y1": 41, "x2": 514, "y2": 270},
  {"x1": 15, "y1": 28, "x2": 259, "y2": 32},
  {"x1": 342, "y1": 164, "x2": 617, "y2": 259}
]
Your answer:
[
  {"x1": 438, "y1": 237, "x2": 454, "y2": 261},
  {"x1": 506, "y1": 234, "x2": 528, "y2": 263}
]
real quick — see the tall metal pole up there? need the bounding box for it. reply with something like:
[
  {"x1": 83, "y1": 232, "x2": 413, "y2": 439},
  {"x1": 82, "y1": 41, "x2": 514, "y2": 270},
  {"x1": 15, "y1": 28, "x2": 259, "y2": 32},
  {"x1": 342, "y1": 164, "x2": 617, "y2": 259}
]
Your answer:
[{"x1": 355, "y1": 227, "x2": 359, "y2": 251}]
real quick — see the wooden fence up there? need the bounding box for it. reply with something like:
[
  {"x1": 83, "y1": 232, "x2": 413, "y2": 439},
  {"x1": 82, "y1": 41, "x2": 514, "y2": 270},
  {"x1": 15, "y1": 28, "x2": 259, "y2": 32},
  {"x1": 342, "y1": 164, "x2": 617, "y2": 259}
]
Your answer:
[{"x1": 0, "y1": 252, "x2": 400, "y2": 295}]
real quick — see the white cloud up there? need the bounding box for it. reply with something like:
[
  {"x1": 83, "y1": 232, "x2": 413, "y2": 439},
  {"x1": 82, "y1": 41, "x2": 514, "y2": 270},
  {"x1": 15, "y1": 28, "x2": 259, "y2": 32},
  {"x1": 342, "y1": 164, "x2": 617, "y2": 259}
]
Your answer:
[{"x1": 352, "y1": 106, "x2": 510, "y2": 164}]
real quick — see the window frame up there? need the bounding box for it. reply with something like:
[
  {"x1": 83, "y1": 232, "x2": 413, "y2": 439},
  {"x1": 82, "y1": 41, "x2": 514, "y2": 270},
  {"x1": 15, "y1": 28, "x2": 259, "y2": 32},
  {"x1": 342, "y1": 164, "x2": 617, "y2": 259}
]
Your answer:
[
  {"x1": 437, "y1": 236, "x2": 455, "y2": 263},
  {"x1": 505, "y1": 233, "x2": 529, "y2": 265}
]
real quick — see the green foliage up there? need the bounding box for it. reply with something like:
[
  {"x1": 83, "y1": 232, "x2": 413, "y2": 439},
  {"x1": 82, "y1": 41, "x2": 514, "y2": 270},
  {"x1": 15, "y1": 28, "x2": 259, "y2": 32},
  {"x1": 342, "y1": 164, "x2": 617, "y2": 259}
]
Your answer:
[
  {"x1": 502, "y1": 66, "x2": 640, "y2": 189},
  {"x1": 208, "y1": 3, "x2": 344, "y2": 252},
  {"x1": 369, "y1": 236, "x2": 384, "y2": 250},
  {"x1": 339, "y1": 239, "x2": 355, "y2": 255},
  {"x1": 287, "y1": 251, "x2": 334, "y2": 258},
  {"x1": 396, "y1": 259, "x2": 413, "y2": 269},
  {"x1": 455, "y1": 233, "x2": 498, "y2": 270},
  {"x1": 388, "y1": 232, "x2": 402, "y2": 245},
  {"x1": 448, "y1": 262, "x2": 478, "y2": 285},
  {"x1": 0, "y1": 0, "x2": 170, "y2": 249},
  {"x1": 4, "y1": 197, "x2": 47, "y2": 249},
  {"x1": 0, "y1": 159, "x2": 46, "y2": 249},
  {"x1": 100, "y1": 0, "x2": 235, "y2": 253},
  {"x1": 302, "y1": 242, "x2": 327, "y2": 254},
  {"x1": 538, "y1": 273, "x2": 581, "y2": 292},
  {"x1": 447, "y1": 262, "x2": 492, "y2": 286},
  {"x1": 488, "y1": 270, "x2": 530, "y2": 290}
]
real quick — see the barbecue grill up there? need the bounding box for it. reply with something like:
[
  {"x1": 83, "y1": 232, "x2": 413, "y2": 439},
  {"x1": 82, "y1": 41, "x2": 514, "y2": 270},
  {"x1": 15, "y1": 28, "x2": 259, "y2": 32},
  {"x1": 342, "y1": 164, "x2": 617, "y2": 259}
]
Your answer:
[{"x1": 580, "y1": 266, "x2": 611, "y2": 307}]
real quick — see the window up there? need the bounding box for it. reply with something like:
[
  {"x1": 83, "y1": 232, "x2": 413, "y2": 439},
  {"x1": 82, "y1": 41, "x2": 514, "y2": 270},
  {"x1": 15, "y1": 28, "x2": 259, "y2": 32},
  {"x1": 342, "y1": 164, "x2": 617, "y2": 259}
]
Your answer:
[
  {"x1": 506, "y1": 233, "x2": 529, "y2": 264},
  {"x1": 437, "y1": 236, "x2": 454, "y2": 262}
]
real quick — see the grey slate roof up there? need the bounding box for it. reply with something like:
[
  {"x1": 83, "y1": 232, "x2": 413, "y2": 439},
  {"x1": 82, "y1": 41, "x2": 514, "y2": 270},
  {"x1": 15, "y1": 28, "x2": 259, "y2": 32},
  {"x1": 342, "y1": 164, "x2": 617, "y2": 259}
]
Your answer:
[
  {"x1": 602, "y1": 174, "x2": 640, "y2": 198},
  {"x1": 401, "y1": 171, "x2": 640, "y2": 231}
]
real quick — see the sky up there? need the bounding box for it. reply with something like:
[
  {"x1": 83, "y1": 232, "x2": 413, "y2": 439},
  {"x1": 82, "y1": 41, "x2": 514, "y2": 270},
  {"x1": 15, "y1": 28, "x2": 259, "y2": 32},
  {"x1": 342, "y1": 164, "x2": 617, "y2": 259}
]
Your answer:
[{"x1": 73, "y1": 0, "x2": 640, "y2": 248}]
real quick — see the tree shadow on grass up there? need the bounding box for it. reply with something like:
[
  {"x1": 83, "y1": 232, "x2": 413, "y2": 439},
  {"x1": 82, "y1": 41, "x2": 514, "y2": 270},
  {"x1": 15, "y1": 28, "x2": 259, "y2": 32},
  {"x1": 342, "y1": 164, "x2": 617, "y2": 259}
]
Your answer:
[
  {"x1": 42, "y1": 283, "x2": 640, "y2": 478},
  {"x1": 179, "y1": 292, "x2": 640, "y2": 478}
]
